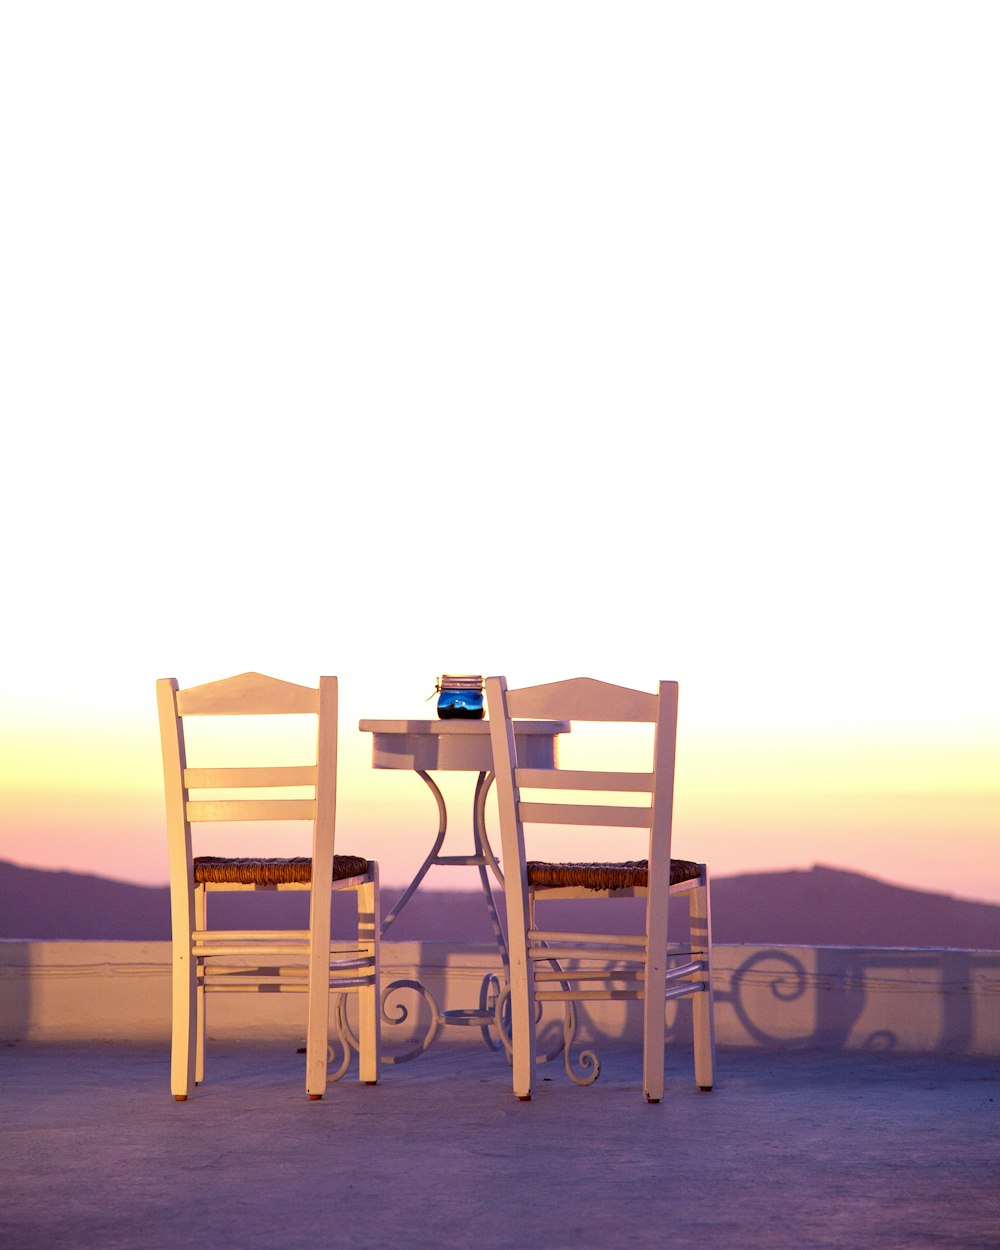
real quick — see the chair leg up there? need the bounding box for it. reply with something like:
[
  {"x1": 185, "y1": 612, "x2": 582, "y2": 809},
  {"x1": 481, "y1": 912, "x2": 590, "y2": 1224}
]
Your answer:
[
  {"x1": 642, "y1": 995, "x2": 667, "y2": 1103},
  {"x1": 194, "y1": 981, "x2": 206, "y2": 1087},
  {"x1": 171, "y1": 942, "x2": 197, "y2": 1101},
  {"x1": 305, "y1": 887, "x2": 334, "y2": 1100},
  {"x1": 356, "y1": 876, "x2": 380, "y2": 1085},
  {"x1": 643, "y1": 883, "x2": 669, "y2": 1104},
  {"x1": 692, "y1": 987, "x2": 715, "y2": 1092},
  {"x1": 194, "y1": 886, "x2": 206, "y2": 1085},
  {"x1": 511, "y1": 972, "x2": 536, "y2": 1100},
  {"x1": 689, "y1": 880, "x2": 716, "y2": 1091},
  {"x1": 305, "y1": 1001, "x2": 330, "y2": 1100},
  {"x1": 509, "y1": 892, "x2": 536, "y2": 1100}
]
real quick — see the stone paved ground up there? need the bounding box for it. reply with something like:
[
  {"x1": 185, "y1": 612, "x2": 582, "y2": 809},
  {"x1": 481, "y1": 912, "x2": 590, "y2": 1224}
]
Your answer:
[{"x1": 1, "y1": 1042, "x2": 998, "y2": 1250}]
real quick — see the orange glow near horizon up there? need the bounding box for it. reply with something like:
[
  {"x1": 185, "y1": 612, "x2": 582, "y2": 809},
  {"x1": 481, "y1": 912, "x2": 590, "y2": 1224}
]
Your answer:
[{"x1": 2, "y1": 714, "x2": 997, "y2": 905}]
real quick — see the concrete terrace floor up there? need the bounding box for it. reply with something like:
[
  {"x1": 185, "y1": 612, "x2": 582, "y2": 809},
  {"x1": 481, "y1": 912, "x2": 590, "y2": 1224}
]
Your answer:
[{"x1": 1, "y1": 1041, "x2": 998, "y2": 1250}]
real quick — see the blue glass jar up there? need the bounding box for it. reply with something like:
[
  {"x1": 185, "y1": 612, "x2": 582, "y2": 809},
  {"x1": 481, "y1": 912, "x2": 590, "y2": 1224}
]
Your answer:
[{"x1": 435, "y1": 674, "x2": 484, "y2": 720}]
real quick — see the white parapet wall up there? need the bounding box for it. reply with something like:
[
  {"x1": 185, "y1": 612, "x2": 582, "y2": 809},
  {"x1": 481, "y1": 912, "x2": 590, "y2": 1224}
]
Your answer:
[{"x1": 1, "y1": 940, "x2": 998, "y2": 1057}]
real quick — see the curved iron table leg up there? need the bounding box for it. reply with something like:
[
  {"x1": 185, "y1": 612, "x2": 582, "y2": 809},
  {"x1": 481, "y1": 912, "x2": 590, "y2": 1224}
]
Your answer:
[
  {"x1": 380, "y1": 770, "x2": 448, "y2": 938},
  {"x1": 378, "y1": 769, "x2": 513, "y2": 1063}
]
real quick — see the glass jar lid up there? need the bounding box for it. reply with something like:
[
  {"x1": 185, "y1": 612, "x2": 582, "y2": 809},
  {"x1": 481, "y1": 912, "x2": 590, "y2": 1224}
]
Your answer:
[{"x1": 436, "y1": 674, "x2": 484, "y2": 691}]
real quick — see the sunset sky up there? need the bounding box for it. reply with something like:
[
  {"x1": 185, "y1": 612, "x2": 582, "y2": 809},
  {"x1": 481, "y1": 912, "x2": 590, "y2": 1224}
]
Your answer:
[{"x1": 2, "y1": 3, "x2": 997, "y2": 906}]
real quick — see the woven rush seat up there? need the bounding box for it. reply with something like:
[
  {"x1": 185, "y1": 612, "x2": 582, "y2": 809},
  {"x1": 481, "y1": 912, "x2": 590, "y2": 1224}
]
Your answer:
[
  {"x1": 526, "y1": 857, "x2": 703, "y2": 891},
  {"x1": 193, "y1": 855, "x2": 370, "y2": 886}
]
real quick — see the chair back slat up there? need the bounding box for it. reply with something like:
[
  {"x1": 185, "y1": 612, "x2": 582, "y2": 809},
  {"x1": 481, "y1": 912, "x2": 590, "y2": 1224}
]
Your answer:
[
  {"x1": 184, "y1": 766, "x2": 318, "y2": 789},
  {"x1": 515, "y1": 768, "x2": 654, "y2": 793},
  {"x1": 159, "y1": 677, "x2": 331, "y2": 842},
  {"x1": 176, "y1": 672, "x2": 319, "y2": 716},
  {"x1": 185, "y1": 799, "x2": 317, "y2": 822},
  {"x1": 506, "y1": 676, "x2": 657, "y2": 722},
  {"x1": 518, "y1": 801, "x2": 652, "y2": 829},
  {"x1": 487, "y1": 678, "x2": 675, "y2": 846}
]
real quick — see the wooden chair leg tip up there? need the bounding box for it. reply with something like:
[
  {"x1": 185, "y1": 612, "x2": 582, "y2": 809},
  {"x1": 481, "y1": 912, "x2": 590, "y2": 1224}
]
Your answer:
[
  {"x1": 699, "y1": 1085, "x2": 713, "y2": 1092},
  {"x1": 517, "y1": 1094, "x2": 531, "y2": 1102},
  {"x1": 645, "y1": 1096, "x2": 661, "y2": 1104},
  {"x1": 174, "y1": 1095, "x2": 188, "y2": 1102},
  {"x1": 308, "y1": 1093, "x2": 323, "y2": 1101}
]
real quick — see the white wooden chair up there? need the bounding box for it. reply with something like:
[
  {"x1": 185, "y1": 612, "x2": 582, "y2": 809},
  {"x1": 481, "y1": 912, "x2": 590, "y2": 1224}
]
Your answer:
[
  {"x1": 156, "y1": 672, "x2": 380, "y2": 1101},
  {"x1": 486, "y1": 676, "x2": 714, "y2": 1102}
]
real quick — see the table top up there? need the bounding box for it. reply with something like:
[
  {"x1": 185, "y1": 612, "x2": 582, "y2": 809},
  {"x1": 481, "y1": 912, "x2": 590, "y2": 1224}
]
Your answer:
[
  {"x1": 359, "y1": 718, "x2": 566, "y2": 735},
  {"x1": 359, "y1": 718, "x2": 568, "y2": 771}
]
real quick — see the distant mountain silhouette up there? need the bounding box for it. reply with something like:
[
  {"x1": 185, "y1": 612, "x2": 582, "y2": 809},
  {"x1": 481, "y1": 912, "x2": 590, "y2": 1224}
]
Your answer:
[{"x1": 1, "y1": 860, "x2": 998, "y2": 948}]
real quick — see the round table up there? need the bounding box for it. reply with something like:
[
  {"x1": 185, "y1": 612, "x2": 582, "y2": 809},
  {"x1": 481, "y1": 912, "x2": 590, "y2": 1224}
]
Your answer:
[{"x1": 358, "y1": 717, "x2": 568, "y2": 1060}]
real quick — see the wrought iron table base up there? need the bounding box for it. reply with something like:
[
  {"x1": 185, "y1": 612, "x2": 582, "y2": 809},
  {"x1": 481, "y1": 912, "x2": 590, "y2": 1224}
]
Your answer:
[
  {"x1": 327, "y1": 769, "x2": 602, "y2": 1081},
  {"x1": 378, "y1": 769, "x2": 510, "y2": 1063}
]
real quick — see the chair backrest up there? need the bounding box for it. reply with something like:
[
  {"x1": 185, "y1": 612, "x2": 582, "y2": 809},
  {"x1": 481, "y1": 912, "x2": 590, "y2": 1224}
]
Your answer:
[
  {"x1": 485, "y1": 676, "x2": 679, "y2": 882},
  {"x1": 156, "y1": 672, "x2": 338, "y2": 897}
]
